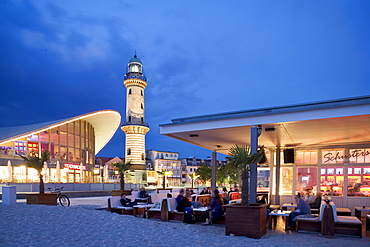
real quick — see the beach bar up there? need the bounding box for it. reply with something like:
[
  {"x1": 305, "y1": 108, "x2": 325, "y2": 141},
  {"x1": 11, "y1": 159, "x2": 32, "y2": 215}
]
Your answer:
[{"x1": 159, "y1": 96, "x2": 370, "y2": 211}]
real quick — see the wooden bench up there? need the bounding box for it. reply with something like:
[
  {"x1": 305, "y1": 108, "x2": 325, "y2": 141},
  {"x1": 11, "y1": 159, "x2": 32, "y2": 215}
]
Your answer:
[
  {"x1": 296, "y1": 202, "x2": 325, "y2": 234},
  {"x1": 332, "y1": 204, "x2": 362, "y2": 238},
  {"x1": 107, "y1": 196, "x2": 134, "y2": 215},
  {"x1": 147, "y1": 194, "x2": 168, "y2": 219}
]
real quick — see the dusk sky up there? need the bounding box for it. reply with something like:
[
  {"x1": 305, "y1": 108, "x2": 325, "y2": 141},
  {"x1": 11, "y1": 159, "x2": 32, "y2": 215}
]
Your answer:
[{"x1": 1, "y1": 1, "x2": 369, "y2": 160}]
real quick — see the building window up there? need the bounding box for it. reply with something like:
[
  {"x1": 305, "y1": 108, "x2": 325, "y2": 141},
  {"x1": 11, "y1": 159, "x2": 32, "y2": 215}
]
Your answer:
[
  {"x1": 296, "y1": 150, "x2": 318, "y2": 164},
  {"x1": 320, "y1": 167, "x2": 344, "y2": 196},
  {"x1": 348, "y1": 166, "x2": 370, "y2": 196},
  {"x1": 129, "y1": 89, "x2": 132, "y2": 94},
  {"x1": 296, "y1": 167, "x2": 317, "y2": 193},
  {"x1": 321, "y1": 149, "x2": 345, "y2": 164},
  {"x1": 349, "y1": 148, "x2": 370, "y2": 163},
  {"x1": 141, "y1": 153, "x2": 145, "y2": 160},
  {"x1": 141, "y1": 103, "x2": 143, "y2": 109},
  {"x1": 280, "y1": 167, "x2": 293, "y2": 195},
  {"x1": 127, "y1": 148, "x2": 131, "y2": 155},
  {"x1": 141, "y1": 90, "x2": 143, "y2": 96},
  {"x1": 141, "y1": 117, "x2": 143, "y2": 123}
]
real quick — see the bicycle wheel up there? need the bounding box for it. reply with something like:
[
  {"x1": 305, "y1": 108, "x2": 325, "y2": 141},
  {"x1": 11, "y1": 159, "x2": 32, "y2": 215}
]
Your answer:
[{"x1": 59, "y1": 194, "x2": 70, "y2": 207}]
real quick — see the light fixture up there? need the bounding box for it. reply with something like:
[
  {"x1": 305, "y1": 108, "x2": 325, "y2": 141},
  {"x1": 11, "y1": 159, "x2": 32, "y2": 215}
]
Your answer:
[
  {"x1": 216, "y1": 145, "x2": 222, "y2": 148},
  {"x1": 189, "y1": 134, "x2": 198, "y2": 138},
  {"x1": 265, "y1": 127, "x2": 275, "y2": 132}
]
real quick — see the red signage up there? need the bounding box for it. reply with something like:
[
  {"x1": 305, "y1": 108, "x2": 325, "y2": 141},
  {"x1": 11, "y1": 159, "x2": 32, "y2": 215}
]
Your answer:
[{"x1": 64, "y1": 163, "x2": 86, "y2": 170}]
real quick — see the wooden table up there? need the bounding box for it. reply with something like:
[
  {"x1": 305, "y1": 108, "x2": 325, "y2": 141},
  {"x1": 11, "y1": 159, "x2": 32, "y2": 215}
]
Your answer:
[
  {"x1": 282, "y1": 203, "x2": 297, "y2": 210},
  {"x1": 133, "y1": 204, "x2": 153, "y2": 218},
  {"x1": 336, "y1": 207, "x2": 351, "y2": 216},
  {"x1": 355, "y1": 206, "x2": 370, "y2": 219},
  {"x1": 269, "y1": 210, "x2": 292, "y2": 231}
]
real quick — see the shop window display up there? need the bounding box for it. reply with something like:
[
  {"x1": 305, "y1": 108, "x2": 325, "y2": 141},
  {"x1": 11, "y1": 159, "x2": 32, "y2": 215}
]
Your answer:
[
  {"x1": 348, "y1": 166, "x2": 370, "y2": 197},
  {"x1": 296, "y1": 167, "x2": 318, "y2": 193},
  {"x1": 280, "y1": 167, "x2": 293, "y2": 195},
  {"x1": 320, "y1": 167, "x2": 344, "y2": 196}
]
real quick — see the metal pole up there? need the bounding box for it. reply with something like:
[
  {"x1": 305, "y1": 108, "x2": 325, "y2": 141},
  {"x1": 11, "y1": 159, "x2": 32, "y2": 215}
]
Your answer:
[
  {"x1": 250, "y1": 126, "x2": 258, "y2": 203},
  {"x1": 275, "y1": 147, "x2": 281, "y2": 205},
  {"x1": 211, "y1": 150, "x2": 217, "y2": 194}
]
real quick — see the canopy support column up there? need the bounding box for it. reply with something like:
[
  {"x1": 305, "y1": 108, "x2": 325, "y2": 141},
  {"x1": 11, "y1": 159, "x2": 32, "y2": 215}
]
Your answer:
[{"x1": 211, "y1": 150, "x2": 217, "y2": 194}]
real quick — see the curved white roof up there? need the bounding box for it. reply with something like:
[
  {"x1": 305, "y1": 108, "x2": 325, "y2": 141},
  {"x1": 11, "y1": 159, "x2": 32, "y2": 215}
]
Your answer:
[{"x1": 0, "y1": 110, "x2": 121, "y2": 154}]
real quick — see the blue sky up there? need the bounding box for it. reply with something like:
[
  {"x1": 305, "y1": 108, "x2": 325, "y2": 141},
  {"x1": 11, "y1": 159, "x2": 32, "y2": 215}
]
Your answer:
[{"x1": 1, "y1": 1, "x2": 369, "y2": 160}]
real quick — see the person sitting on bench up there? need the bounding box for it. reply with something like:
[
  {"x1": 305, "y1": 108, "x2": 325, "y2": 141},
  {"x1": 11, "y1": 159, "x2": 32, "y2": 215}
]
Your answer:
[
  {"x1": 120, "y1": 193, "x2": 138, "y2": 207},
  {"x1": 288, "y1": 192, "x2": 311, "y2": 230}
]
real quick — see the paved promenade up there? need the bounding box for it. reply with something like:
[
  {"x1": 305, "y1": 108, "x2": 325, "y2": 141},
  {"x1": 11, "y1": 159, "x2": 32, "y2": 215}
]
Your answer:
[{"x1": 1, "y1": 197, "x2": 369, "y2": 247}]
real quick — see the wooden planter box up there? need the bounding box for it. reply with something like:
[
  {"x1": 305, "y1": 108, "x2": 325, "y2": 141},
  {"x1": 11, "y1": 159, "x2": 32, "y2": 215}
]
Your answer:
[
  {"x1": 224, "y1": 203, "x2": 268, "y2": 239},
  {"x1": 26, "y1": 193, "x2": 58, "y2": 206},
  {"x1": 111, "y1": 190, "x2": 132, "y2": 196}
]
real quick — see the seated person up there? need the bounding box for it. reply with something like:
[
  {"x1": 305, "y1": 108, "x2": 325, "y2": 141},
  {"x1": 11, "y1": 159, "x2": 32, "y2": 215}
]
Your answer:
[
  {"x1": 138, "y1": 187, "x2": 149, "y2": 198},
  {"x1": 120, "y1": 193, "x2": 137, "y2": 207},
  {"x1": 203, "y1": 190, "x2": 224, "y2": 225},
  {"x1": 176, "y1": 188, "x2": 185, "y2": 205},
  {"x1": 304, "y1": 189, "x2": 315, "y2": 204},
  {"x1": 309, "y1": 192, "x2": 322, "y2": 209},
  {"x1": 176, "y1": 191, "x2": 195, "y2": 224},
  {"x1": 189, "y1": 189, "x2": 196, "y2": 195},
  {"x1": 288, "y1": 193, "x2": 311, "y2": 229},
  {"x1": 221, "y1": 187, "x2": 230, "y2": 204},
  {"x1": 200, "y1": 187, "x2": 207, "y2": 195}
]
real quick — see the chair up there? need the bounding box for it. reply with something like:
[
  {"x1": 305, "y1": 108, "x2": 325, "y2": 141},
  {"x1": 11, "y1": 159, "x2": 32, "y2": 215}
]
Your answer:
[{"x1": 230, "y1": 192, "x2": 240, "y2": 200}]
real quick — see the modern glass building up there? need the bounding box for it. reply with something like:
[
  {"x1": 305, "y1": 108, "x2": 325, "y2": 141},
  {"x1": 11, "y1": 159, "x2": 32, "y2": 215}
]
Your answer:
[{"x1": 0, "y1": 110, "x2": 120, "y2": 184}]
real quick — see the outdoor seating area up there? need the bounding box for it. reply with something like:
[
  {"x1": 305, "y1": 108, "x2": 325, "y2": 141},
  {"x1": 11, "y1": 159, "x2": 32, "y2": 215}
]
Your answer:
[{"x1": 106, "y1": 189, "x2": 370, "y2": 240}]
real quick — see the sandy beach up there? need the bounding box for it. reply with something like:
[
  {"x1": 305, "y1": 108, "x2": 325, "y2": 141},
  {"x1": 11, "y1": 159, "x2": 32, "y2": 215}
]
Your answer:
[{"x1": 1, "y1": 197, "x2": 369, "y2": 247}]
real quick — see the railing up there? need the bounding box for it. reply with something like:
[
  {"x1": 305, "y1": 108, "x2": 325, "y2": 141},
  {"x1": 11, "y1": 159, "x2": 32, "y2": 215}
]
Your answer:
[
  {"x1": 121, "y1": 122, "x2": 150, "y2": 127},
  {"x1": 124, "y1": 74, "x2": 147, "y2": 81}
]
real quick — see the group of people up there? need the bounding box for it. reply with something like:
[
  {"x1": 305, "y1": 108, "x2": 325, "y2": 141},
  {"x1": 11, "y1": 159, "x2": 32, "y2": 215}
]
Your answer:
[
  {"x1": 175, "y1": 188, "x2": 224, "y2": 225},
  {"x1": 120, "y1": 187, "x2": 149, "y2": 207}
]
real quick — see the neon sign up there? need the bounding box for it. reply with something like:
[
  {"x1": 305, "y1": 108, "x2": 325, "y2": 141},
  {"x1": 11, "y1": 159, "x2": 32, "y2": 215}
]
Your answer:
[{"x1": 64, "y1": 163, "x2": 86, "y2": 170}]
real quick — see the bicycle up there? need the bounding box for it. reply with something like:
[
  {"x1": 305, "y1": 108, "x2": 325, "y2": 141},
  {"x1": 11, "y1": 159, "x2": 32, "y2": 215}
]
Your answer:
[{"x1": 47, "y1": 186, "x2": 70, "y2": 206}]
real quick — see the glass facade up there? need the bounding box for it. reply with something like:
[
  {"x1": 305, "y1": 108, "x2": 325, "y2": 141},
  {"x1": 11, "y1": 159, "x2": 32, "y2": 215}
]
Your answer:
[
  {"x1": 0, "y1": 120, "x2": 95, "y2": 183},
  {"x1": 270, "y1": 147, "x2": 370, "y2": 198}
]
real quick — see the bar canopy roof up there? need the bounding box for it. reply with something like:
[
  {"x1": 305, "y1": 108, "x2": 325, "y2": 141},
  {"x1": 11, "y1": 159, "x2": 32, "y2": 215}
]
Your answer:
[{"x1": 160, "y1": 96, "x2": 370, "y2": 155}]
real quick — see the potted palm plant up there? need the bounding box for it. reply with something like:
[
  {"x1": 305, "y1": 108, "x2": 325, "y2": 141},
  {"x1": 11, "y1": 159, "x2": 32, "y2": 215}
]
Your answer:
[
  {"x1": 20, "y1": 150, "x2": 57, "y2": 205},
  {"x1": 223, "y1": 144, "x2": 267, "y2": 239},
  {"x1": 111, "y1": 160, "x2": 133, "y2": 196}
]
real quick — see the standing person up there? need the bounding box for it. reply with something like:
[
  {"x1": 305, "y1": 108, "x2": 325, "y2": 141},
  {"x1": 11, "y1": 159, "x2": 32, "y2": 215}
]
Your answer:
[
  {"x1": 206, "y1": 187, "x2": 212, "y2": 194},
  {"x1": 176, "y1": 191, "x2": 195, "y2": 224},
  {"x1": 288, "y1": 193, "x2": 311, "y2": 229},
  {"x1": 203, "y1": 190, "x2": 224, "y2": 225}
]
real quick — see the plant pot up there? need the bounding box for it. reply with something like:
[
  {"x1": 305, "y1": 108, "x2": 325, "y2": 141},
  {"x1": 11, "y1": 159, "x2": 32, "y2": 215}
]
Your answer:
[
  {"x1": 111, "y1": 190, "x2": 132, "y2": 196},
  {"x1": 224, "y1": 203, "x2": 268, "y2": 239},
  {"x1": 26, "y1": 193, "x2": 58, "y2": 206}
]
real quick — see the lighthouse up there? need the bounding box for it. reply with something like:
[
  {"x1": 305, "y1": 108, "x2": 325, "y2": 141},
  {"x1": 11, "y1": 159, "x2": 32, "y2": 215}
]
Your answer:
[{"x1": 121, "y1": 54, "x2": 149, "y2": 185}]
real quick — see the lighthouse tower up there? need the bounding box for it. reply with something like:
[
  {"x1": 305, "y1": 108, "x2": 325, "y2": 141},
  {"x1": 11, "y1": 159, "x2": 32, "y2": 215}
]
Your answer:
[{"x1": 121, "y1": 54, "x2": 149, "y2": 185}]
